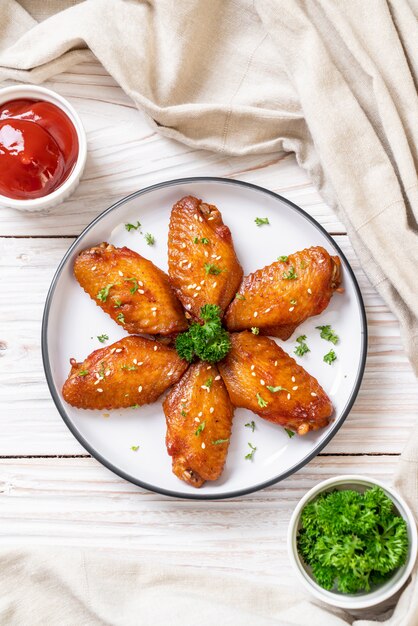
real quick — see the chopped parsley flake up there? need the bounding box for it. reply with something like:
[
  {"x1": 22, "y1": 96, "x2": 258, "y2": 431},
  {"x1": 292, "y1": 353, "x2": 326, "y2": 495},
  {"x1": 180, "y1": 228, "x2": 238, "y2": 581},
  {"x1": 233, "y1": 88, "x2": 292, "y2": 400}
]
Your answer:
[
  {"x1": 251, "y1": 327, "x2": 259, "y2": 335},
  {"x1": 255, "y1": 217, "x2": 269, "y2": 226},
  {"x1": 316, "y1": 325, "x2": 339, "y2": 344},
  {"x1": 78, "y1": 369, "x2": 89, "y2": 377},
  {"x1": 193, "y1": 236, "x2": 199, "y2": 244},
  {"x1": 97, "y1": 283, "x2": 114, "y2": 302},
  {"x1": 294, "y1": 335, "x2": 310, "y2": 357},
  {"x1": 195, "y1": 421, "x2": 206, "y2": 436},
  {"x1": 181, "y1": 410, "x2": 187, "y2": 417},
  {"x1": 256, "y1": 392, "x2": 268, "y2": 408},
  {"x1": 125, "y1": 221, "x2": 141, "y2": 232},
  {"x1": 144, "y1": 232, "x2": 155, "y2": 246},
  {"x1": 121, "y1": 364, "x2": 138, "y2": 371},
  {"x1": 282, "y1": 266, "x2": 298, "y2": 280},
  {"x1": 125, "y1": 278, "x2": 139, "y2": 294},
  {"x1": 201, "y1": 237, "x2": 210, "y2": 244},
  {"x1": 114, "y1": 299, "x2": 122, "y2": 308},
  {"x1": 290, "y1": 299, "x2": 297, "y2": 305},
  {"x1": 278, "y1": 255, "x2": 289, "y2": 262},
  {"x1": 131, "y1": 445, "x2": 139, "y2": 451},
  {"x1": 245, "y1": 442, "x2": 257, "y2": 460},
  {"x1": 131, "y1": 404, "x2": 140, "y2": 409},
  {"x1": 285, "y1": 428, "x2": 295, "y2": 438},
  {"x1": 212, "y1": 438, "x2": 229, "y2": 445},
  {"x1": 267, "y1": 385, "x2": 289, "y2": 393},
  {"x1": 97, "y1": 334, "x2": 109, "y2": 343},
  {"x1": 324, "y1": 349, "x2": 337, "y2": 365},
  {"x1": 235, "y1": 293, "x2": 246, "y2": 301},
  {"x1": 204, "y1": 263, "x2": 222, "y2": 275},
  {"x1": 117, "y1": 312, "x2": 125, "y2": 324},
  {"x1": 245, "y1": 421, "x2": 256, "y2": 432},
  {"x1": 204, "y1": 377, "x2": 213, "y2": 390}
]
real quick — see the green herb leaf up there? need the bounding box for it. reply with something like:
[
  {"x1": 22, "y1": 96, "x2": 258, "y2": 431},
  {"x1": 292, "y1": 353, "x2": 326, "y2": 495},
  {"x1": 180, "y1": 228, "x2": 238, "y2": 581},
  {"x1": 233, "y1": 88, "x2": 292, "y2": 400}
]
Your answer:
[
  {"x1": 131, "y1": 404, "x2": 140, "y2": 409},
  {"x1": 316, "y1": 325, "x2": 339, "y2": 344},
  {"x1": 131, "y1": 445, "x2": 139, "y2": 451},
  {"x1": 175, "y1": 304, "x2": 231, "y2": 363},
  {"x1": 267, "y1": 385, "x2": 289, "y2": 393},
  {"x1": 201, "y1": 237, "x2": 210, "y2": 244},
  {"x1": 204, "y1": 263, "x2": 223, "y2": 275},
  {"x1": 121, "y1": 364, "x2": 138, "y2": 371},
  {"x1": 278, "y1": 255, "x2": 289, "y2": 262},
  {"x1": 144, "y1": 232, "x2": 155, "y2": 246},
  {"x1": 255, "y1": 217, "x2": 269, "y2": 226},
  {"x1": 126, "y1": 277, "x2": 138, "y2": 294},
  {"x1": 294, "y1": 335, "x2": 310, "y2": 357},
  {"x1": 193, "y1": 236, "x2": 199, "y2": 244},
  {"x1": 285, "y1": 428, "x2": 295, "y2": 438},
  {"x1": 195, "y1": 421, "x2": 206, "y2": 436},
  {"x1": 125, "y1": 221, "x2": 141, "y2": 232},
  {"x1": 251, "y1": 327, "x2": 259, "y2": 335},
  {"x1": 78, "y1": 369, "x2": 89, "y2": 377},
  {"x1": 212, "y1": 438, "x2": 229, "y2": 445},
  {"x1": 117, "y1": 312, "x2": 125, "y2": 324},
  {"x1": 256, "y1": 393, "x2": 268, "y2": 408},
  {"x1": 290, "y1": 299, "x2": 297, "y2": 305},
  {"x1": 245, "y1": 421, "x2": 256, "y2": 432},
  {"x1": 323, "y1": 349, "x2": 337, "y2": 365},
  {"x1": 114, "y1": 299, "x2": 122, "y2": 308},
  {"x1": 245, "y1": 442, "x2": 257, "y2": 460},
  {"x1": 203, "y1": 377, "x2": 213, "y2": 390},
  {"x1": 181, "y1": 410, "x2": 187, "y2": 417},
  {"x1": 235, "y1": 293, "x2": 246, "y2": 301},
  {"x1": 97, "y1": 334, "x2": 109, "y2": 343},
  {"x1": 282, "y1": 266, "x2": 298, "y2": 280},
  {"x1": 97, "y1": 283, "x2": 114, "y2": 302}
]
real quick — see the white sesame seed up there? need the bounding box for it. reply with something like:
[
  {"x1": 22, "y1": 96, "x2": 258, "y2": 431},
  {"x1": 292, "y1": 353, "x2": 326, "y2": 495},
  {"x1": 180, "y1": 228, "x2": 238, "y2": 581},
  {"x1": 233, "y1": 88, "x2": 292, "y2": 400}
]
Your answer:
[
  {"x1": 209, "y1": 407, "x2": 214, "y2": 413},
  {"x1": 289, "y1": 306, "x2": 294, "y2": 312},
  {"x1": 318, "y1": 259, "x2": 325, "y2": 264},
  {"x1": 292, "y1": 385, "x2": 298, "y2": 391},
  {"x1": 251, "y1": 372, "x2": 256, "y2": 377},
  {"x1": 138, "y1": 281, "x2": 144, "y2": 287},
  {"x1": 97, "y1": 388, "x2": 103, "y2": 393},
  {"x1": 95, "y1": 373, "x2": 101, "y2": 379},
  {"x1": 311, "y1": 392, "x2": 317, "y2": 397},
  {"x1": 187, "y1": 262, "x2": 192, "y2": 269},
  {"x1": 214, "y1": 375, "x2": 220, "y2": 381},
  {"x1": 196, "y1": 286, "x2": 201, "y2": 291},
  {"x1": 193, "y1": 292, "x2": 199, "y2": 298},
  {"x1": 133, "y1": 359, "x2": 137, "y2": 364},
  {"x1": 185, "y1": 312, "x2": 191, "y2": 319},
  {"x1": 91, "y1": 266, "x2": 97, "y2": 271},
  {"x1": 204, "y1": 251, "x2": 209, "y2": 257},
  {"x1": 287, "y1": 393, "x2": 291, "y2": 400},
  {"x1": 189, "y1": 224, "x2": 194, "y2": 230},
  {"x1": 211, "y1": 254, "x2": 217, "y2": 259},
  {"x1": 194, "y1": 214, "x2": 198, "y2": 221},
  {"x1": 198, "y1": 411, "x2": 203, "y2": 417},
  {"x1": 199, "y1": 216, "x2": 203, "y2": 222},
  {"x1": 181, "y1": 398, "x2": 186, "y2": 403},
  {"x1": 105, "y1": 370, "x2": 111, "y2": 377},
  {"x1": 138, "y1": 386, "x2": 143, "y2": 393},
  {"x1": 186, "y1": 303, "x2": 192, "y2": 310},
  {"x1": 118, "y1": 270, "x2": 123, "y2": 276},
  {"x1": 154, "y1": 345, "x2": 158, "y2": 351},
  {"x1": 269, "y1": 276, "x2": 274, "y2": 281},
  {"x1": 307, "y1": 288, "x2": 312, "y2": 294},
  {"x1": 260, "y1": 379, "x2": 265, "y2": 386},
  {"x1": 212, "y1": 281, "x2": 217, "y2": 288},
  {"x1": 167, "y1": 370, "x2": 173, "y2": 377},
  {"x1": 215, "y1": 255, "x2": 221, "y2": 261},
  {"x1": 138, "y1": 289, "x2": 145, "y2": 294},
  {"x1": 208, "y1": 216, "x2": 215, "y2": 221},
  {"x1": 151, "y1": 306, "x2": 157, "y2": 311},
  {"x1": 201, "y1": 385, "x2": 210, "y2": 392},
  {"x1": 253, "y1": 311, "x2": 258, "y2": 318},
  {"x1": 201, "y1": 442, "x2": 206, "y2": 449},
  {"x1": 206, "y1": 366, "x2": 212, "y2": 370},
  {"x1": 194, "y1": 417, "x2": 200, "y2": 423},
  {"x1": 179, "y1": 260, "x2": 186, "y2": 266},
  {"x1": 115, "y1": 348, "x2": 122, "y2": 353},
  {"x1": 265, "y1": 308, "x2": 271, "y2": 313},
  {"x1": 181, "y1": 243, "x2": 186, "y2": 249},
  {"x1": 274, "y1": 361, "x2": 278, "y2": 366},
  {"x1": 110, "y1": 348, "x2": 116, "y2": 354},
  {"x1": 94, "y1": 379, "x2": 101, "y2": 385},
  {"x1": 138, "y1": 362, "x2": 143, "y2": 366},
  {"x1": 152, "y1": 311, "x2": 156, "y2": 316},
  {"x1": 251, "y1": 365, "x2": 255, "y2": 370},
  {"x1": 291, "y1": 376, "x2": 295, "y2": 382},
  {"x1": 200, "y1": 280, "x2": 205, "y2": 285}
]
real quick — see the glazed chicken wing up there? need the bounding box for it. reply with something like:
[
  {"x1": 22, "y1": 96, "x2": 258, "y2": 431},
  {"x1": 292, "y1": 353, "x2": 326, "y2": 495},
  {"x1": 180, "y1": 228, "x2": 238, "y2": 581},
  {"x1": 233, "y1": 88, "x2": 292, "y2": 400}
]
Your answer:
[
  {"x1": 74, "y1": 242, "x2": 188, "y2": 336},
  {"x1": 168, "y1": 196, "x2": 243, "y2": 320},
  {"x1": 62, "y1": 335, "x2": 188, "y2": 410},
  {"x1": 225, "y1": 246, "x2": 341, "y2": 340},
  {"x1": 163, "y1": 361, "x2": 234, "y2": 487},
  {"x1": 218, "y1": 332, "x2": 332, "y2": 435}
]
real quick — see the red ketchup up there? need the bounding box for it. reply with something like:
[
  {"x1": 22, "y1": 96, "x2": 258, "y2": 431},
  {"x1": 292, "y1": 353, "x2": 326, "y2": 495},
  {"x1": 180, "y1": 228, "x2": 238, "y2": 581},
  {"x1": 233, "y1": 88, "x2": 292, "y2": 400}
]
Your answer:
[{"x1": 0, "y1": 99, "x2": 79, "y2": 200}]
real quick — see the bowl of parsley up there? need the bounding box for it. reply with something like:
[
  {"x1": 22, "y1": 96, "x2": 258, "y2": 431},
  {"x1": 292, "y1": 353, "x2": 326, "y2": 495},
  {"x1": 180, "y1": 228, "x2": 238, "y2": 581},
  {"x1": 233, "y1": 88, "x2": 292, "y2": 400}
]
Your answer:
[{"x1": 287, "y1": 475, "x2": 417, "y2": 609}]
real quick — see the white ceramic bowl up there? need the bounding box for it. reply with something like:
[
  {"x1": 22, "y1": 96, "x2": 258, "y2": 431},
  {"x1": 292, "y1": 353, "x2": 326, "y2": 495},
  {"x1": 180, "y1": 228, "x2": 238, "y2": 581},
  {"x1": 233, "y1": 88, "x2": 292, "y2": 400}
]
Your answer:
[
  {"x1": 0, "y1": 84, "x2": 87, "y2": 211},
  {"x1": 287, "y1": 474, "x2": 417, "y2": 610}
]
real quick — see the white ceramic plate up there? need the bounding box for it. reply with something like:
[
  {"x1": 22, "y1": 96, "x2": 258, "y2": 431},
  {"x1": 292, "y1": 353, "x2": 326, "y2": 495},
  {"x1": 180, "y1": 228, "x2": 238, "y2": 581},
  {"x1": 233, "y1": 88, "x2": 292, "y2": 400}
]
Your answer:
[{"x1": 42, "y1": 178, "x2": 367, "y2": 499}]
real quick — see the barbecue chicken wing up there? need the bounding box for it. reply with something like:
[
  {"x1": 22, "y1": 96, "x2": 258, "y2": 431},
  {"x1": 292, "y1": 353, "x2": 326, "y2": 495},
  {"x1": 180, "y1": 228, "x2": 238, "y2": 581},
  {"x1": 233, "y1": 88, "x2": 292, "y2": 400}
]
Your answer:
[
  {"x1": 62, "y1": 335, "x2": 188, "y2": 410},
  {"x1": 163, "y1": 361, "x2": 234, "y2": 487},
  {"x1": 225, "y1": 246, "x2": 341, "y2": 340},
  {"x1": 74, "y1": 242, "x2": 188, "y2": 336},
  {"x1": 168, "y1": 196, "x2": 243, "y2": 320},
  {"x1": 218, "y1": 332, "x2": 332, "y2": 435}
]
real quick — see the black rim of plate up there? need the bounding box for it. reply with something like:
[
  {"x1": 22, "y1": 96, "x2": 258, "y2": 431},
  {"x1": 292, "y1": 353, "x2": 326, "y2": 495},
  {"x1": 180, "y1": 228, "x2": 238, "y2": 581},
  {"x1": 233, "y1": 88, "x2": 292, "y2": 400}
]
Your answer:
[{"x1": 42, "y1": 176, "x2": 368, "y2": 500}]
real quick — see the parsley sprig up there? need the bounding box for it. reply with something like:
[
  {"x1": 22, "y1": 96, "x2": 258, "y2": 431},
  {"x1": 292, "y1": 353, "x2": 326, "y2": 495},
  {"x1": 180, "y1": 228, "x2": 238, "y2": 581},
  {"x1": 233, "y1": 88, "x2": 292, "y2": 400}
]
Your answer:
[
  {"x1": 294, "y1": 335, "x2": 310, "y2": 357},
  {"x1": 316, "y1": 325, "x2": 339, "y2": 344},
  {"x1": 324, "y1": 349, "x2": 337, "y2": 365}
]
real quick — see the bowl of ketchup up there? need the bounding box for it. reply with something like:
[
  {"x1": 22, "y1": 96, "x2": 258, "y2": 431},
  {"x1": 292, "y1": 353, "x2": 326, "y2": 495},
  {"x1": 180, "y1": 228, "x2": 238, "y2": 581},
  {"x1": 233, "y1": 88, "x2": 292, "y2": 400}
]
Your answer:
[{"x1": 0, "y1": 85, "x2": 86, "y2": 211}]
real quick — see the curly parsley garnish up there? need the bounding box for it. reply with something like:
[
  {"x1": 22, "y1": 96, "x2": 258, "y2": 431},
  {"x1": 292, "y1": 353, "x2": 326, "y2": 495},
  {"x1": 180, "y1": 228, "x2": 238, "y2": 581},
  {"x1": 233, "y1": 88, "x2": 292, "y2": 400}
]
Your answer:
[
  {"x1": 97, "y1": 334, "x2": 109, "y2": 343},
  {"x1": 324, "y1": 349, "x2": 337, "y2": 365},
  {"x1": 297, "y1": 486, "x2": 408, "y2": 593},
  {"x1": 204, "y1": 263, "x2": 223, "y2": 275},
  {"x1": 282, "y1": 266, "x2": 297, "y2": 280},
  {"x1": 294, "y1": 335, "x2": 310, "y2": 357},
  {"x1": 125, "y1": 221, "x2": 141, "y2": 232},
  {"x1": 97, "y1": 283, "x2": 114, "y2": 302},
  {"x1": 245, "y1": 442, "x2": 257, "y2": 460},
  {"x1": 256, "y1": 393, "x2": 268, "y2": 408},
  {"x1": 175, "y1": 304, "x2": 231, "y2": 363},
  {"x1": 316, "y1": 325, "x2": 339, "y2": 344},
  {"x1": 255, "y1": 217, "x2": 269, "y2": 226},
  {"x1": 195, "y1": 421, "x2": 206, "y2": 436}
]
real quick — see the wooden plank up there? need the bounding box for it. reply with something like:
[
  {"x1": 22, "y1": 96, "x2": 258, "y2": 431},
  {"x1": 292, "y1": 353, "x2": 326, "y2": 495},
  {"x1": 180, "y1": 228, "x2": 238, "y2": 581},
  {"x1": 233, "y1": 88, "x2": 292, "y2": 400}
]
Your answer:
[
  {"x1": 0, "y1": 62, "x2": 345, "y2": 236},
  {"x1": 0, "y1": 455, "x2": 398, "y2": 583},
  {"x1": 0, "y1": 236, "x2": 416, "y2": 456}
]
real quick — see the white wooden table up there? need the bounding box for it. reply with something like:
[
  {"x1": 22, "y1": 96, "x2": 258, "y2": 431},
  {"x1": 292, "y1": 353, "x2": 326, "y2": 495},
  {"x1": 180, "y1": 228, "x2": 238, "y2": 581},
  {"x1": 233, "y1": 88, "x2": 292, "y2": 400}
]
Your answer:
[{"x1": 1, "y1": 62, "x2": 417, "y2": 586}]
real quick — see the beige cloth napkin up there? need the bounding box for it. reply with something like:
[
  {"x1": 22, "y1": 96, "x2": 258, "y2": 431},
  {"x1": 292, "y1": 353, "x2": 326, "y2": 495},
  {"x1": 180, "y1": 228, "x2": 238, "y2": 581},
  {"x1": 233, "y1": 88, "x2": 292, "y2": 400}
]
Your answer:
[{"x1": 0, "y1": 1, "x2": 418, "y2": 624}]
